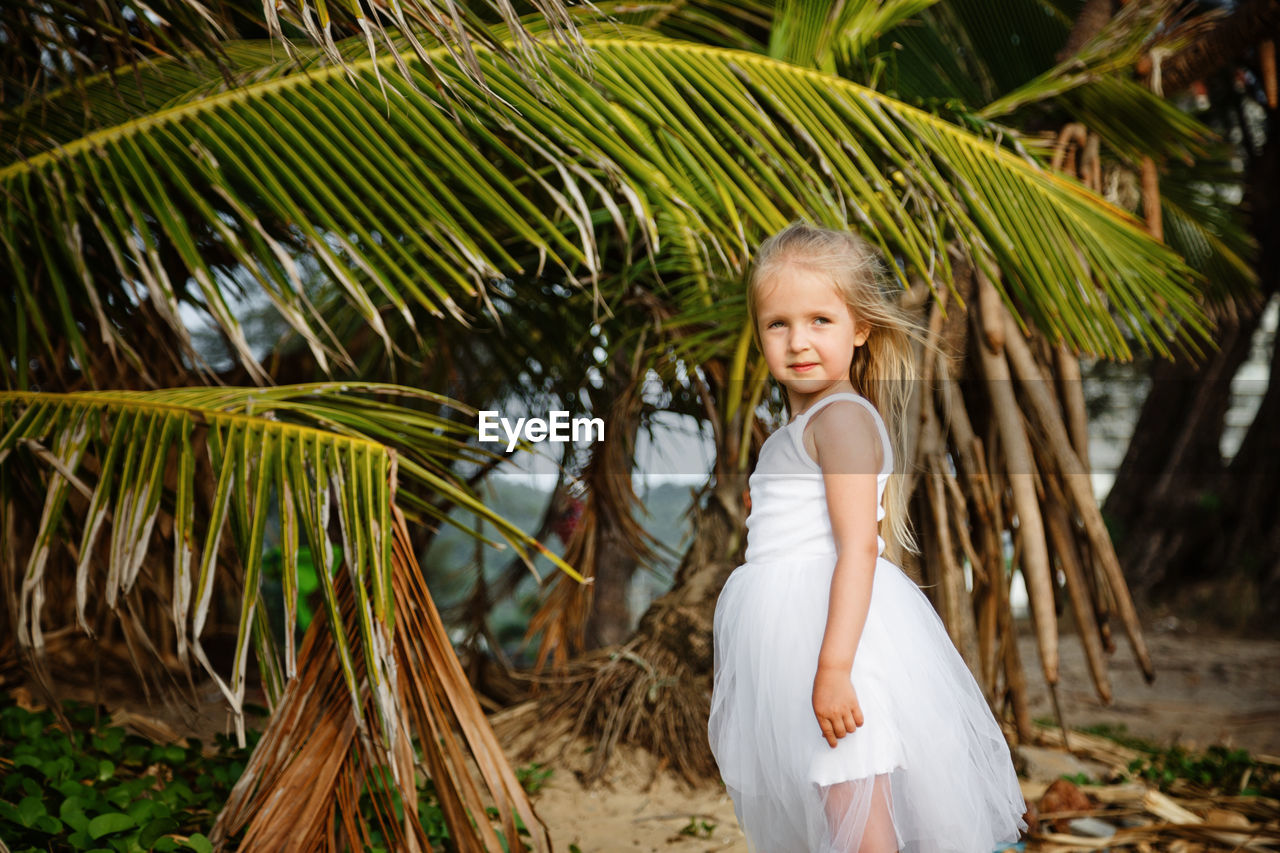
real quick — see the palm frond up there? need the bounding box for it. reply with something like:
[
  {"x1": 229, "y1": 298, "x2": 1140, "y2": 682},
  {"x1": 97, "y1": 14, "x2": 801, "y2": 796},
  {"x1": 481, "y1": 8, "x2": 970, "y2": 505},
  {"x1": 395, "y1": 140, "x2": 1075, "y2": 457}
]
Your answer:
[
  {"x1": 1055, "y1": 75, "x2": 1214, "y2": 165},
  {"x1": 1, "y1": 0, "x2": 247, "y2": 100},
  {"x1": 814, "y1": 0, "x2": 941, "y2": 72},
  {"x1": 979, "y1": 0, "x2": 1189, "y2": 120},
  {"x1": 517, "y1": 1, "x2": 772, "y2": 52},
  {"x1": 870, "y1": 1, "x2": 1251, "y2": 326},
  {"x1": 765, "y1": 0, "x2": 942, "y2": 73},
  {"x1": 2, "y1": 36, "x2": 1210, "y2": 395},
  {"x1": 0, "y1": 384, "x2": 579, "y2": 744},
  {"x1": 878, "y1": 2, "x2": 998, "y2": 104},
  {"x1": 930, "y1": 0, "x2": 1074, "y2": 95},
  {"x1": 2, "y1": 43, "x2": 310, "y2": 160},
  {"x1": 1156, "y1": 156, "x2": 1257, "y2": 300},
  {"x1": 0, "y1": 0, "x2": 594, "y2": 115}
]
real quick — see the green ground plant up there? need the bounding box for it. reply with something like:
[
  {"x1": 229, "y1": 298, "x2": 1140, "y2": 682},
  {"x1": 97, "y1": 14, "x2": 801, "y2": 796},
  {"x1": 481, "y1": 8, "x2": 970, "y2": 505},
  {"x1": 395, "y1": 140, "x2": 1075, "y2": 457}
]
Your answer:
[
  {"x1": 0, "y1": 697, "x2": 551, "y2": 852},
  {"x1": 1077, "y1": 722, "x2": 1280, "y2": 798},
  {"x1": 1128, "y1": 742, "x2": 1276, "y2": 797},
  {"x1": 0, "y1": 699, "x2": 252, "y2": 852},
  {"x1": 678, "y1": 816, "x2": 717, "y2": 838}
]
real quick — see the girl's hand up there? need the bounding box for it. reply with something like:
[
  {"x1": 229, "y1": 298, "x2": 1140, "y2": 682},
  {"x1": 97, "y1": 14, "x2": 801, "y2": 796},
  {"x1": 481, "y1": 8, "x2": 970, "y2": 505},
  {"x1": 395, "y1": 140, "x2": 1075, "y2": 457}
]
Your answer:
[{"x1": 812, "y1": 666, "x2": 865, "y2": 748}]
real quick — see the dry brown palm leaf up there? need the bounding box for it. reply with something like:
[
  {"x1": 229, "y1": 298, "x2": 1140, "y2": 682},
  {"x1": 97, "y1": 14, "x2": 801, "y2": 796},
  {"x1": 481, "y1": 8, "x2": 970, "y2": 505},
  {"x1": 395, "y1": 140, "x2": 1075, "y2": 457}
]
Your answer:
[
  {"x1": 1022, "y1": 731, "x2": 1280, "y2": 851},
  {"x1": 213, "y1": 505, "x2": 550, "y2": 852},
  {"x1": 525, "y1": 496, "x2": 598, "y2": 672}
]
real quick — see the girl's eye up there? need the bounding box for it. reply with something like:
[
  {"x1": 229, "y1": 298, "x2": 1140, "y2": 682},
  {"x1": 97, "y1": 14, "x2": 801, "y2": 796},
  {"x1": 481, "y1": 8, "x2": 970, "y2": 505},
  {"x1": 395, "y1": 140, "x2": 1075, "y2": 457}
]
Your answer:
[
  {"x1": 766, "y1": 320, "x2": 784, "y2": 329},
  {"x1": 814, "y1": 316, "x2": 831, "y2": 325}
]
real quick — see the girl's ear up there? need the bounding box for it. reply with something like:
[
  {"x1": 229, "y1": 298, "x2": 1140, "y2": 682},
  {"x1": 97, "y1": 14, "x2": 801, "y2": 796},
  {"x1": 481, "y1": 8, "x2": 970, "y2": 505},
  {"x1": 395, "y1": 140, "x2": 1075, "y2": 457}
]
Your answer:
[{"x1": 853, "y1": 321, "x2": 871, "y2": 347}]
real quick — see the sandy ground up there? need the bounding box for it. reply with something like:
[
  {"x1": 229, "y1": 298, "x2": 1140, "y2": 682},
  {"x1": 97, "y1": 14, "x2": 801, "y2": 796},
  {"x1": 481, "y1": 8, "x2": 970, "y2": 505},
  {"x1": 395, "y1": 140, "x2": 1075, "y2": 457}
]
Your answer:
[
  {"x1": 1016, "y1": 620, "x2": 1280, "y2": 759},
  {"x1": 498, "y1": 722, "x2": 748, "y2": 853},
  {"x1": 511, "y1": 619, "x2": 1280, "y2": 852}
]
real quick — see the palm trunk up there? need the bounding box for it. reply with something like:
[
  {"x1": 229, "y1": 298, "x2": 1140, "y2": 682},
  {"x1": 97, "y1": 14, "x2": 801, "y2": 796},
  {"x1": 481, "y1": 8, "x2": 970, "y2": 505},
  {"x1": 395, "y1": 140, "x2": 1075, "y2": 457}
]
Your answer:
[
  {"x1": 582, "y1": 360, "x2": 646, "y2": 649},
  {"x1": 497, "y1": 467, "x2": 747, "y2": 786},
  {"x1": 525, "y1": 361, "x2": 654, "y2": 668},
  {"x1": 1105, "y1": 115, "x2": 1280, "y2": 630},
  {"x1": 1161, "y1": 0, "x2": 1280, "y2": 95},
  {"x1": 496, "y1": 365, "x2": 751, "y2": 786}
]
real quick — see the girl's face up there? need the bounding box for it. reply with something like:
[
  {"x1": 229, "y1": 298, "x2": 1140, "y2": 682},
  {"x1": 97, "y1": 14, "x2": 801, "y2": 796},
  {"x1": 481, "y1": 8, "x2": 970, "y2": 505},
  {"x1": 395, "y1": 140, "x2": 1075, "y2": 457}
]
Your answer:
[{"x1": 755, "y1": 265, "x2": 869, "y2": 409}]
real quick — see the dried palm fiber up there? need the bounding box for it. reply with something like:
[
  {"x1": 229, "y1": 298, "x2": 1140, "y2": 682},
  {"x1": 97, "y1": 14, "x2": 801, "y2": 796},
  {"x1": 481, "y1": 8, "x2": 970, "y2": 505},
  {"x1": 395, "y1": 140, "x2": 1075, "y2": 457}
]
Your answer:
[
  {"x1": 915, "y1": 287, "x2": 983, "y2": 677},
  {"x1": 1141, "y1": 156, "x2": 1164, "y2": 241},
  {"x1": 931, "y1": 271, "x2": 1007, "y2": 706},
  {"x1": 211, "y1": 506, "x2": 550, "y2": 852},
  {"x1": 1054, "y1": 343, "x2": 1091, "y2": 468},
  {"x1": 925, "y1": 261, "x2": 1148, "y2": 740},
  {"x1": 999, "y1": 302, "x2": 1154, "y2": 685},
  {"x1": 1024, "y1": 723, "x2": 1280, "y2": 851},
  {"x1": 1052, "y1": 123, "x2": 1091, "y2": 178}
]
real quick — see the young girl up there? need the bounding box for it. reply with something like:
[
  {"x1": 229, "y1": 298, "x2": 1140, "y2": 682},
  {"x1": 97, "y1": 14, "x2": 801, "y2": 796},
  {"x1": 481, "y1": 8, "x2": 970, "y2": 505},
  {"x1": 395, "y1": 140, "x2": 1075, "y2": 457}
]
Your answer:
[{"x1": 707, "y1": 222, "x2": 1028, "y2": 852}]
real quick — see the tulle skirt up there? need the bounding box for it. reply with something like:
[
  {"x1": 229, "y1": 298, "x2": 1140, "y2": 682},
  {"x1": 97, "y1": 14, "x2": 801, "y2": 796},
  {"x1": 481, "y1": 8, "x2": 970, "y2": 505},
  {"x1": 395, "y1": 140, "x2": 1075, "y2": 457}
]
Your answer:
[{"x1": 708, "y1": 554, "x2": 1028, "y2": 853}]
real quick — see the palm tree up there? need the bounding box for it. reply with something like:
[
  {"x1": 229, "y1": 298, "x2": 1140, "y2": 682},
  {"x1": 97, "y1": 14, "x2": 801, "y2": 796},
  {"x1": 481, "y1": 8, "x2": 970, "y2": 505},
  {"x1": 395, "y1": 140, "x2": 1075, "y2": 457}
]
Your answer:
[
  {"x1": 1, "y1": 0, "x2": 1240, "y2": 844},
  {"x1": 1100, "y1": 0, "x2": 1280, "y2": 634},
  {"x1": 0, "y1": 384, "x2": 575, "y2": 849},
  {"x1": 499, "y1": 0, "x2": 1255, "y2": 786}
]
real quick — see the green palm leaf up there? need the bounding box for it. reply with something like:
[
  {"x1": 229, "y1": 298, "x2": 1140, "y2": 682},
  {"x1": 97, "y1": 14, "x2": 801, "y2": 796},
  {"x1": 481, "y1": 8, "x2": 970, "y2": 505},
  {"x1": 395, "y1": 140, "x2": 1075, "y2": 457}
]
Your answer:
[
  {"x1": 770, "y1": 0, "x2": 939, "y2": 72},
  {"x1": 3, "y1": 33, "x2": 1209, "y2": 394},
  {"x1": 1157, "y1": 155, "x2": 1255, "y2": 299},
  {"x1": 977, "y1": 0, "x2": 1180, "y2": 120},
  {"x1": 1, "y1": 43, "x2": 300, "y2": 159},
  {"x1": 1052, "y1": 75, "x2": 1211, "y2": 164},
  {"x1": 920, "y1": 0, "x2": 1073, "y2": 97},
  {"x1": 874, "y1": 0, "x2": 1255, "y2": 303},
  {"x1": 581, "y1": 0, "x2": 772, "y2": 51},
  {"x1": 0, "y1": 383, "x2": 579, "y2": 744},
  {"x1": 1, "y1": 0, "x2": 594, "y2": 115}
]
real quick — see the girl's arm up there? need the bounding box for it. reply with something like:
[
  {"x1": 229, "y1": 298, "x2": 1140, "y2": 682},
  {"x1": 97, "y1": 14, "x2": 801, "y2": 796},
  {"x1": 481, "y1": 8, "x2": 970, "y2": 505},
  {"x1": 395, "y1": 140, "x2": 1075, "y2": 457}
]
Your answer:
[{"x1": 806, "y1": 401, "x2": 883, "y2": 747}]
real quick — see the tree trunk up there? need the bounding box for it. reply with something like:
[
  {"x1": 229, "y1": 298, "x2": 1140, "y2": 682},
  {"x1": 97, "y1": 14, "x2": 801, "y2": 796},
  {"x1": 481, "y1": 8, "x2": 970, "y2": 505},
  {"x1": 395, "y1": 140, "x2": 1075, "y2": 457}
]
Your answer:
[
  {"x1": 582, "y1": 364, "x2": 645, "y2": 649},
  {"x1": 583, "y1": 519, "x2": 641, "y2": 649},
  {"x1": 1161, "y1": 0, "x2": 1280, "y2": 95},
  {"x1": 627, "y1": 472, "x2": 747, "y2": 680},
  {"x1": 1167, "y1": 116, "x2": 1280, "y2": 627},
  {"x1": 1105, "y1": 108, "x2": 1279, "y2": 632},
  {"x1": 498, "y1": 367, "x2": 752, "y2": 786},
  {"x1": 497, "y1": 467, "x2": 747, "y2": 786},
  {"x1": 1058, "y1": 0, "x2": 1116, "y2": 61},
  {"x1": 525, "y1": 353, "x2": 655, "y2": 667},
  {"x1": 1101, "y1": 299, "x2": 1264, "y2": 594}
]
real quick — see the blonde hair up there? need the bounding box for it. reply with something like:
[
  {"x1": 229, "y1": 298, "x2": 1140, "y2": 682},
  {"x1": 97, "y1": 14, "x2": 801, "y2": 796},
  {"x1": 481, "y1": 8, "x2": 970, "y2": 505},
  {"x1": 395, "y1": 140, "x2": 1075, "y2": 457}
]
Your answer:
[{"x1": 747, "y1": 220, "x2": 923, "y2": 555}]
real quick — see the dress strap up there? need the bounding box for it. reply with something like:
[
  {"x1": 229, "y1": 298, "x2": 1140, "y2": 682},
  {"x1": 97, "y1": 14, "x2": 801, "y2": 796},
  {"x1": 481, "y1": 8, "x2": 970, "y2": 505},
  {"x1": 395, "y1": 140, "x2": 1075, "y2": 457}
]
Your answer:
[{"x1": 794, "y1": 392, "x2": 893, "y2": 476}]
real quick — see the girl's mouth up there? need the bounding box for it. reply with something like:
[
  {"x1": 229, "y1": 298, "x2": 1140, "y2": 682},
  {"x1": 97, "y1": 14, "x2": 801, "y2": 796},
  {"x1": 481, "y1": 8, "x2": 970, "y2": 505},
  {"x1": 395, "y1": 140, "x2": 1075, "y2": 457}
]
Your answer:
[{"x1": 790, "y1": 362, "x2": 817, "y2": 372}]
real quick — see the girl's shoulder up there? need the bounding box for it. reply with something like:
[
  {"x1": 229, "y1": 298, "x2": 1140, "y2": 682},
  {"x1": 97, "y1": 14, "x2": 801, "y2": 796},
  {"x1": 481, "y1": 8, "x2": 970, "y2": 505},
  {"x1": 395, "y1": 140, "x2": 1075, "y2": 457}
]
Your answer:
[
  {"x1": 798, "y1": 391, "x2": 884, "y2": 429},
  {"x1": 800, "y1": 394, "x2": 891, "y2": 474}
]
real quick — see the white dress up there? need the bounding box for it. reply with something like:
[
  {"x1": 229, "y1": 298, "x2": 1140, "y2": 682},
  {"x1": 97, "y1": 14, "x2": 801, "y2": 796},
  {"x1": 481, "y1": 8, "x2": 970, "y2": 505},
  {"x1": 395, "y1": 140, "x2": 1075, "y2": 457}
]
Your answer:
[{"x1": 707, "y1": 392, "x2": 1028, "y2": 852}]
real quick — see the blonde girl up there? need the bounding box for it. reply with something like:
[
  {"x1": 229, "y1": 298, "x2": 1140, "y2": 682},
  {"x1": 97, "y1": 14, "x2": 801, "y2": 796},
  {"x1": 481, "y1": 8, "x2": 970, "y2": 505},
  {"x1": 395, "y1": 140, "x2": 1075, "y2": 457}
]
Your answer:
[{"x1": 708, "y1": 221, "x2": 1027, "y2": 852}]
